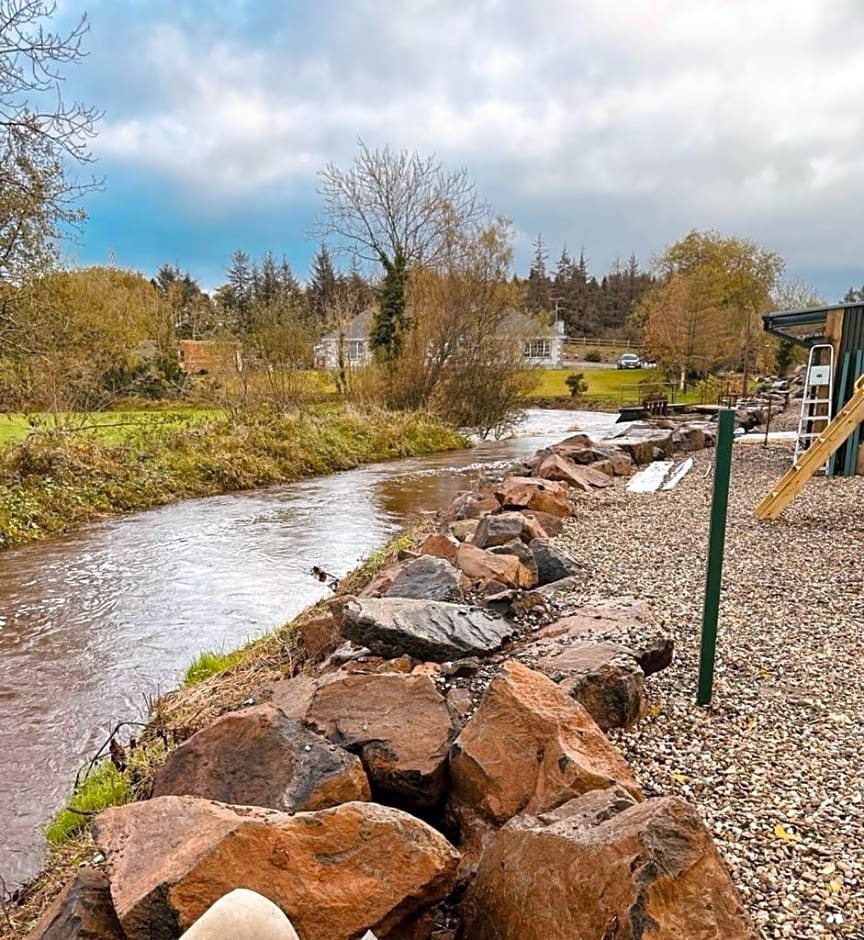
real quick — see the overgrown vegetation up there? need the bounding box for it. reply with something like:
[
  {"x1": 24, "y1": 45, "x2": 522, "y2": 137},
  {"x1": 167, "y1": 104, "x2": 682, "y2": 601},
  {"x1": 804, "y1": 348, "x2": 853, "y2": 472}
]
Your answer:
[{"x1": 0, "y1": 408, "x2": 466, "y2": 550}]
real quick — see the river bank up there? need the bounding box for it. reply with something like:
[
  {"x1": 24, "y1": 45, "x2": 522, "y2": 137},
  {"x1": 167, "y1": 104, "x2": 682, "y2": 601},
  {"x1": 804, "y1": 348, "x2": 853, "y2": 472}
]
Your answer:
[
  {"x1": 2, "y1": 416, "x2": 757, "y2": 939},
  {"x1": 0, "y1": 408, "x2": 466, "y2": 551},
  {"x1": 0, "y1": 409, "x2": 596, "y2": 891},
  {"x1": 8, "y1": 412, "x2": 856, "y2": 938}
]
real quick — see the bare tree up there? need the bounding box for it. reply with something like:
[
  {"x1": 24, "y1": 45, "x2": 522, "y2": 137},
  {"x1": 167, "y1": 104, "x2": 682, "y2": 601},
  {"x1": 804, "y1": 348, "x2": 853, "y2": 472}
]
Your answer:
[
  {"x1": 316, "y1": 142, "x2": 485, "y2": 360},
  {"x1": 316, "y1": 141, "x2": 483, "y2": 268},
  {"x1": 0, "y1": 0, "x2": 101, "y2": 283}
]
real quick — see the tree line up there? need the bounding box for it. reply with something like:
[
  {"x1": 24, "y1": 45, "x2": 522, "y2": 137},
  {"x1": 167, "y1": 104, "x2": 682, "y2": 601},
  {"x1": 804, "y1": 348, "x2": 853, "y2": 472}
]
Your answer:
[{"x1": 1, "y1": 2, "x2": 861, "y2": 431}]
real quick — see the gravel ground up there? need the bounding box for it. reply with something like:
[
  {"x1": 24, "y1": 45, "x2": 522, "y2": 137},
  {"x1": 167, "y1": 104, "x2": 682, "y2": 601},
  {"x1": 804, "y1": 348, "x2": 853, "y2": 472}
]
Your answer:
[{"x1": 560, "y1": 442, "x2": 864, "y2": 939}]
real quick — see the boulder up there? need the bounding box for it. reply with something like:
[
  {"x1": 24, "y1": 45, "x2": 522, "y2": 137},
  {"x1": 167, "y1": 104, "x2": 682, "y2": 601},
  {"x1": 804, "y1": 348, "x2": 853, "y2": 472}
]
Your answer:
[
  {"x1": 550, "y1": 432, "x2": 593, "y2": 455},
  {"x1": 266, "y1": 674, "x2": 317, "y2": 720},
  {"x1": 385, "y1": 555, "x2": 464, "y2": 602},
  {"x1": 449, "y1": 662, "x2": 641, "y2": 863},
  {"x1": 472, "y1": 511, "x2": 542, "y2": 549},
  {"x1": 341, "y1": 597, "x2": 511, "y2": 662},
  {"x1": 536, "y1": 597, "x2": 673, "y2": 676},
  {"x1": 528, "y1": 538, "x2": 583, "y2": 586},
  {"x1": 151, "y1": 703, "x2": 370, "y2": 812},
  {"x1": 462, "y1": 790, "x2": 753, "y2": 939},
  {"x1": 180, "y1": 889, "x2": 299, "y2": 940},
  {"x1": 672, "y1": 424, "x2": 707, "y2": 453},
  {"x1": 455, "y1": 543, "x2": 536, "y2": 590},
  {"x1": 590, "y1": 449, "x2": 635, "y2": 477},
  {"x1": 547, "y1": 642, "x2": 647, "y2": 731},
  {"x1": 487, "y1": 539, "x2": 539, "y2": 584},
  {"x1": 448, "y1": 519, "x2": 479, "y2": 542},
  {"x1": 494, "y1": 476, "x2": 572, "y2": 518},
  {"x1": 94, "y1": 798, "x2": 459, "y2": 940},
  {"x1": 300, "y1": 671, "x2": 454, "y2": 808},
  {"x1": 597, "y1": 426, "x2": 674, "y2": 465},
  {"x1": 533, "y1": 453, "x2": 614, "y2": 491},
  {"x1": 29, "y1": 866, "x2": 124, "y2": 940},
  {"x1": 520, "y1": 509, "x2": 564, "y2": 537},
  {"x1": 418, "y1": 533, "x2": 459, "y2": 563},
  {"x1": 441, "y1": 491, "x2": 499, "y2": 523},
  {"x1": 298, "y1": 612, "x2": 340, "y2": 663}
]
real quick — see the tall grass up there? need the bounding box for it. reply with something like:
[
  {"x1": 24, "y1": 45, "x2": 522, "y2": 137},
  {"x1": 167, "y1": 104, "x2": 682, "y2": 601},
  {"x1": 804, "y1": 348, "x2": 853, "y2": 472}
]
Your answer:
[
  {"x1": 0, "y1": 407, "x2": 466, "y2": 550},
  {"x1": 43, "y1": 761, "x2": 130, "y2": 846}
]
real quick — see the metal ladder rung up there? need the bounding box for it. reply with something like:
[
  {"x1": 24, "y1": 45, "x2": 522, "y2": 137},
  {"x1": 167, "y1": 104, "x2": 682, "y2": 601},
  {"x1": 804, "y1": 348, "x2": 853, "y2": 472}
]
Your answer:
[{"x1": 801, "y1": 398, "x2": 831, "y2": 405}]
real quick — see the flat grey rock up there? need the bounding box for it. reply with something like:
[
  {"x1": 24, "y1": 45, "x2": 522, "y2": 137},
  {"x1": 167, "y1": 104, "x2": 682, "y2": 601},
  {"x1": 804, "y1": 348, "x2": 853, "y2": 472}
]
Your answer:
[
  {"x1": 342, "y1": 597, "x2": 512, "y2": 662},
  {"x1": 385, "y1": 555, "x2": 463, "y2": 602}
]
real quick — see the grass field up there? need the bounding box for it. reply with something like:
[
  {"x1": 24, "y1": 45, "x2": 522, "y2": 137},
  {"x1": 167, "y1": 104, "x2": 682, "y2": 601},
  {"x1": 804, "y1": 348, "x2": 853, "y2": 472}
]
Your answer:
[
  {"x1": 528, "y1": 367, "x2": 681, "y2": 401},
  {"x1": 0, "y1": 409, "x2": 218, "y2": 447}
]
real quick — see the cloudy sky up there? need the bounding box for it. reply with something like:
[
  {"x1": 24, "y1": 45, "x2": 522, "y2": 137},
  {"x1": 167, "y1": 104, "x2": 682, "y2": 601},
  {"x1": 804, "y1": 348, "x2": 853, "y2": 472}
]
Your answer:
[{"x1": 57, "y1": 0, "x2": 863, "y2": 298}]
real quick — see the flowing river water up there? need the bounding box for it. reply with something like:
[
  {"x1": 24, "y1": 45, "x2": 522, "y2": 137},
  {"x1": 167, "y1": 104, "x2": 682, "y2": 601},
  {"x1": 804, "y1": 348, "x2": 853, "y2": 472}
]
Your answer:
[{"x1": 0, "y1": 409, "x2": 624, "y2": 887}]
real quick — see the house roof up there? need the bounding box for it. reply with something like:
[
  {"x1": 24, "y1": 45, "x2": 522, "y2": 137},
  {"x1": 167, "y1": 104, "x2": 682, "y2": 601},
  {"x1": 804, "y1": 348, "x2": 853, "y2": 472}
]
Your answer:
[{"x1": 321, "y1": 309, "x2": 375, "y2": 342}]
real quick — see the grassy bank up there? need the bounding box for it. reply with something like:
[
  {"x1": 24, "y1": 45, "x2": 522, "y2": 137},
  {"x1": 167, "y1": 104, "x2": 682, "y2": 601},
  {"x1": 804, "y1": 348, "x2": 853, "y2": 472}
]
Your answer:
[{"x1": 0, "y1": 408, "x2": 466, "y2": 550}]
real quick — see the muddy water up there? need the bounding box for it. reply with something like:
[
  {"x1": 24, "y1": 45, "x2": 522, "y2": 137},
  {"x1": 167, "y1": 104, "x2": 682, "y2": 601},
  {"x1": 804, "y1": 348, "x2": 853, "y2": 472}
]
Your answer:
[{"x1": 0, "y1": 409, "x2": 622, "y2": 886}]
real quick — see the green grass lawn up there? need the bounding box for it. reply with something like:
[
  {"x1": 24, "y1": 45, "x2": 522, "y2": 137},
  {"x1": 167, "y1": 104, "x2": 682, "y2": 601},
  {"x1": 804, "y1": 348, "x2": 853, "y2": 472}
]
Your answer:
[
  {"x1": 0, "y1": 409, "x2": 218, "y2": 446},
  {"x1": 528, "y1": 368, "x2": 706, "y2": 405}
]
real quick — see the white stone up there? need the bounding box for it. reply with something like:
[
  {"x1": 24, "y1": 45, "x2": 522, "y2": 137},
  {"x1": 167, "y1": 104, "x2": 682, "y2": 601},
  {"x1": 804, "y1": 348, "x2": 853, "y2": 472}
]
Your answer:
[{"x1": 180, "y1": 889, "x2": 300, "y2": 940}]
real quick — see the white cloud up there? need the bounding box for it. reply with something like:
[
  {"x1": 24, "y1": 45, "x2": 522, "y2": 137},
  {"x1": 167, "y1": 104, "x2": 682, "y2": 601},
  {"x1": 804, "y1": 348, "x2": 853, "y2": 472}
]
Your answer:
[{"x1": 94, "y1": 0, "x2": 864, "y2": 278}]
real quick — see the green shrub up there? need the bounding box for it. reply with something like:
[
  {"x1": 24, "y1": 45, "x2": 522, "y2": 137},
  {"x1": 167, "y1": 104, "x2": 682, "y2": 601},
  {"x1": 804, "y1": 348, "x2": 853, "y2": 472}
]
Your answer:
[{"x1": 584, "y1": 350, "x2": 603, "y2": 363}]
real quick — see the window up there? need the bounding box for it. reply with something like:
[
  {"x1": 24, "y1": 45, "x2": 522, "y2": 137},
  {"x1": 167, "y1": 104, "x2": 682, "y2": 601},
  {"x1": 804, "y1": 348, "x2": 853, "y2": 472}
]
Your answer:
[
  {"x1": 524, "y1": 339, "x2": 551, "y2": 359},
  {"x1": 347, "y1": 340, "x2": 365, "y2": 361}
]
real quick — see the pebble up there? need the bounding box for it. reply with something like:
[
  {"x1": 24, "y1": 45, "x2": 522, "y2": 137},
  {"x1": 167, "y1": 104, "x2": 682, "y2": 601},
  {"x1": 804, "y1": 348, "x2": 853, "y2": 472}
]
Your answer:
[{"x1": 557, "y1": 442, "x2": 864, "y2": 940}]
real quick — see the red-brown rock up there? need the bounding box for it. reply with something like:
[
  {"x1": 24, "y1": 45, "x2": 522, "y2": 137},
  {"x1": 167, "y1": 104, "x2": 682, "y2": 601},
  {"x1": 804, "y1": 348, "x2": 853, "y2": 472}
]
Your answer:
[
  {"x1": 535, "y1": 597, "x2": 673, "y2": 676},
  {"x1": 29, "y1": 866, "x2": 124, "y2": 940},
  {"x1": 533, "y1": 453, "x2": 614, "y2": 491},
  {"x1": 418, "y1": 533, "x2": 459, "y2": 563},
  {"x1": 151, "y1": 703, "x2": 370, "y2": 812},
  {"x1": 441, "y1": 491, "x2": 500, "y2": 523},
  {"x1": 520, "y1": 509, "x2": 564, "y2": 537},
  {"x1": 493, "y1": 476, "x2": 572, "y2": 518},
  {"x1": 462, "y1": 790, "x2": 753, "y2": 939},
  {"x1": 298, "y1": 612, "x2": 340, "y2": 662},
  {"x1": 94, "y1": 797, "x2": 460, "y2": 940},
  {"x1": 300, "y1": 671, "x2": 455, "y2": 809},
  {"x1": 449, "y1": 661, "x2": 641, "y2": 865},
  {"x1": 455, "y1": 543, "x2": 536, "y2": 589}
]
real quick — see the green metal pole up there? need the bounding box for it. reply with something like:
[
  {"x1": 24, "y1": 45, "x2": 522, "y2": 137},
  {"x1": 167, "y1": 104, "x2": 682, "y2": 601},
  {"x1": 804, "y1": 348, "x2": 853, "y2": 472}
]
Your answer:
[{"x1": 697, "y1": 408, "x2": 735, "y2": 706}]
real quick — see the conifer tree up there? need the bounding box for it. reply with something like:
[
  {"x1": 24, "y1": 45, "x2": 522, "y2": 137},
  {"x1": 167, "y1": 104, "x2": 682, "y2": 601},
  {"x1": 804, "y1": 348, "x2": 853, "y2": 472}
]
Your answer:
[{"x1": 307, "y1": 244, "x2": 339, "y2": 326}]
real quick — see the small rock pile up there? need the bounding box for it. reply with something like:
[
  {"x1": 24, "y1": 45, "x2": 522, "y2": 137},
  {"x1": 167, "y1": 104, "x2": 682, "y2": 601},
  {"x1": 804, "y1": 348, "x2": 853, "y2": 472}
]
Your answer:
[{"x1": 29, "y1": 420, "x2": 750, "y2": 940}]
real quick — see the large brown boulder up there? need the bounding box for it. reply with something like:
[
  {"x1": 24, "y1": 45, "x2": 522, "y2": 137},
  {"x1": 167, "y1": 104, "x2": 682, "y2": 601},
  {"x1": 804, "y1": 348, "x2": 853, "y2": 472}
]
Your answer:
[
  {"x1": 300, "y1": 671, "x2": 455, "y2": 809},
  {"x1": 494, "y1": 476, "x2": 572, "y2": 518},
  {"x1": 30, "y1": 866, "x2": 124, "y2": 940},
  {"x1": 94, "y1": 797, "x2": 459, "y2": 940},
  {"x1": 151, "y1": 703, "x2": 370, "y2": 812},
  {"x1": 449, "y1": 661, "x2": 641, "y2": 866},
  {"x1": 536, "y1": 597, "x2": 673, "y2": 676},
  {"x1": 533, "y1": 453, "x2": 614, "y2": 491},
  {"x1": 455, "y1": 543, "x2": 535, "y2": 589},
  {"x1": 462, "y1": 790, "x2": 753, "y2": 939}
]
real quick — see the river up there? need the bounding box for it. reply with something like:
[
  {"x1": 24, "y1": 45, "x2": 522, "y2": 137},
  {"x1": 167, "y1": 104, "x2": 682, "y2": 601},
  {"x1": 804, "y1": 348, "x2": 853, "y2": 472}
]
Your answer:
[{"x1": 0, "y1": 408, "x2": 622, "y2": 887}]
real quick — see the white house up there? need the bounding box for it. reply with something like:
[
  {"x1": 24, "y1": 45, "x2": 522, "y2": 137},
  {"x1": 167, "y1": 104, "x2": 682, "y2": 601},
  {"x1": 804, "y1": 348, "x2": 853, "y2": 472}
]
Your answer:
[{"x1": 314, "y1": 309, "x2": 565, "y2": 370}]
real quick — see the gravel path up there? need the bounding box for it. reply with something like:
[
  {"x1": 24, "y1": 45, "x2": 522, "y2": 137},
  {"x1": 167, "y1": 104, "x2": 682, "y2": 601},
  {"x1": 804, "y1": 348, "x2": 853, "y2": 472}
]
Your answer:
[{"x1": 560, "y1": 442, "x2": 864, "y2": 939}]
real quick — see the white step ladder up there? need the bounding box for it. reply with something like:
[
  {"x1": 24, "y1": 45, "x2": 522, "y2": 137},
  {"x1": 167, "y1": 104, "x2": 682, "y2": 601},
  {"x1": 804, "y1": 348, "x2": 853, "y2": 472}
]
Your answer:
[{"x1": 794, "y1": 343, "x2": 834, "y2": 467}]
